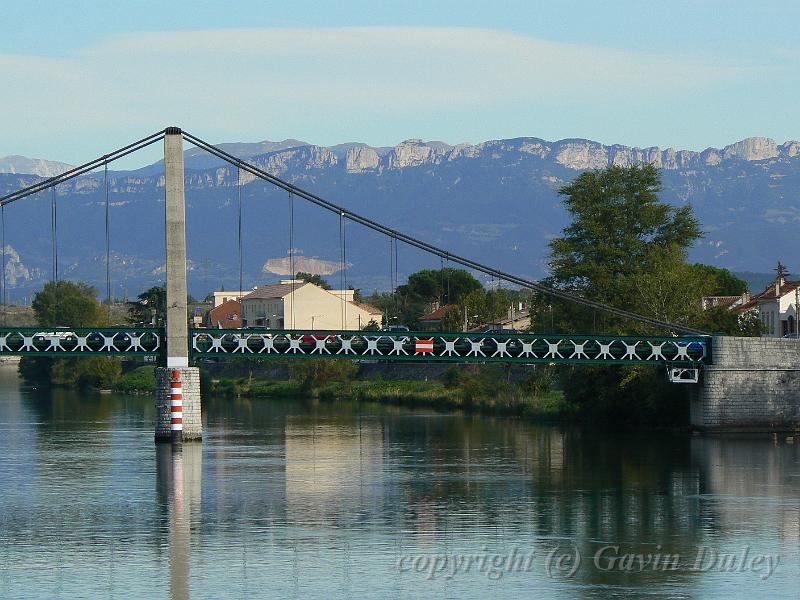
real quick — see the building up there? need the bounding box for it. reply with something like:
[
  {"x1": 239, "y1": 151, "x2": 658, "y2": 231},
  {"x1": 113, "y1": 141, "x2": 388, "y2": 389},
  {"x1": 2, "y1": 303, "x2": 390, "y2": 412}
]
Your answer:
[
  {"x1": 736, "y1": 264, "x2": 800, "y2": 338},
  {"x1": 212, "y1": 291, "x2": 247, "y2": 308},
  {"x1": 418, "y1": 304, "x2": 459, "y2": 330},
  {"x1": 241, "y1": 280, "x2": 382, "y2": 330},
  {"x1": 207, "y1": 299, "x2": 242, "y2": 329}
]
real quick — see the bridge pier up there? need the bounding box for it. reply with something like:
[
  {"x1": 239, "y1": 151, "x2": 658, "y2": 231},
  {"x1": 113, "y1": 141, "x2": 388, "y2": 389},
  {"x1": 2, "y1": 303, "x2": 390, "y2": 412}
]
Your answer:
[
  {"x1": 156, "y1": 127, "x2": 201, "y2": 443},
  {"x1": 692, "y1": 336, "x2": 800, "y2": 432},
  {"x1": 155, "y1": 367, "x2": 202, "y2": 441}
]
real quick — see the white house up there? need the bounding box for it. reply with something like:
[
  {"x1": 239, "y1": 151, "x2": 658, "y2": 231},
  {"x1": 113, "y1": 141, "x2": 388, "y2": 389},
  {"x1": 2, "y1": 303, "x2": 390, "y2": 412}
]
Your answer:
[
  {"x1": 739, "y1": 270, "x2": 800, "y2": 338},
  {"x1": 212, "y1": 290, "x2": 247, "y2": 308},
  {"x1": 240, "y1": 280, "x2": 382, "y2": 330}
]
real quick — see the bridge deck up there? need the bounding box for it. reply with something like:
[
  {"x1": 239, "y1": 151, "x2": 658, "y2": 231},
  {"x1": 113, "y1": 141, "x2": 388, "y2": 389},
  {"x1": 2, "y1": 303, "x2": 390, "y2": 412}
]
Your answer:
[
  {"x1": 0, "y1": 327, "x2": 710, "y2": 365},
  {"x1": 191, "y1": 329, "x2": 709, "y2": 365},
  {"x1": 0, "y1": 328, "x2": 162, "y2": 357}
]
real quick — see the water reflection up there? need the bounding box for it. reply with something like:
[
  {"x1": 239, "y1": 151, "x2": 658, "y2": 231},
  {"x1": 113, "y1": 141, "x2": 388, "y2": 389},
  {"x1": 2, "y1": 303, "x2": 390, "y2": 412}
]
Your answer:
[
  {"x1": 0, "y1": 372, "x2": 797, "y2": 599},
  {"x1": 156, "y1": 443, "x2": 202, "y2": 600}
]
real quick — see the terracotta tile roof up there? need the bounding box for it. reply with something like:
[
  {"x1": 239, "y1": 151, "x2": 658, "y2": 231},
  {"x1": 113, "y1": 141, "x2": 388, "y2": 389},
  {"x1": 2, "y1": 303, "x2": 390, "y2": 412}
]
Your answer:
[
  {"x1": 209, "y1": 299, "x2": 242, "y2": 329},
  {"x1": 419, "y1": 304, "x2": 459, "y2": 322},
  {"x1": 755, "y1": 280, "x2": 800, "y2": 300},
  {"x1": 736, "y1": 279, "x2": 800, "y2": 312},
  {"x1": 702, "y1": 295, "x2": 742, "y2": 309}
]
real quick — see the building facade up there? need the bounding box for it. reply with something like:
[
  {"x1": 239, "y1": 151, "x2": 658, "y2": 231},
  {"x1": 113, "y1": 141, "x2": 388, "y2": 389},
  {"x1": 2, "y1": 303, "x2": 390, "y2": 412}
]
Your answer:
[
  {"x1": 241, "y1": 280, "x2": 382, "y2": 330},
  {"x1": 737, "y1": 271, "x2": 800, "y2": 338},
  {"x1": 212, "y1": 291, "x2": 247, "y2": 308}
]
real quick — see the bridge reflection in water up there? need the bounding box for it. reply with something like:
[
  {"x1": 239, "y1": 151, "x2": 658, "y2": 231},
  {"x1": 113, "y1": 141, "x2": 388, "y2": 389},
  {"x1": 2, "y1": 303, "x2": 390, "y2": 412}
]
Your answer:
[
  {"x1": 156, "y1": 443, "x2": 202, "y2": 600},
  {"x1": 1, "y1": 387, "x2": 798, "y2": 598}
]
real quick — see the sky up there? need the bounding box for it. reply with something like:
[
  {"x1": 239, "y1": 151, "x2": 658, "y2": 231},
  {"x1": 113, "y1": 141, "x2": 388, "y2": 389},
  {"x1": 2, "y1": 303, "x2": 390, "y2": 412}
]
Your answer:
[{"x1": 3, "y1": 1, "x2": 800, "y2": 166}]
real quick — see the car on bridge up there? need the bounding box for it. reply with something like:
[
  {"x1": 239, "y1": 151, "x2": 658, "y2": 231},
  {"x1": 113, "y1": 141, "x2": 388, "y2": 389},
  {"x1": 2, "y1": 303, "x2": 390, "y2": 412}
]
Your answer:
[{"x1": 34, "y1": 329, "x2": 77, "y2": 344}]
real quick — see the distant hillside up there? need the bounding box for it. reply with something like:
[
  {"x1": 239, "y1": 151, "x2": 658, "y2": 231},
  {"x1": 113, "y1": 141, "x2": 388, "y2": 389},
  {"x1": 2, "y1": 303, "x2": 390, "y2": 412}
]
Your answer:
[
  {"x1": 0, "y1": 155, "x2": 74, "y2": 177},
  {"x1": 1, "y1": 134, "x2": 799, "y2": 299}
]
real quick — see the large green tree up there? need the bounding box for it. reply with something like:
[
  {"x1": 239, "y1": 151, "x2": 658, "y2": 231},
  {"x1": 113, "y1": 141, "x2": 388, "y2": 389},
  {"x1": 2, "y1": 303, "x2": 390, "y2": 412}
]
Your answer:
[
  {"x1": 21, "y1": 280, "x2": 121, "y2": 388},
  {"x1": 548, "y1": 164, "x2": 703, "y2": 333},
  {"x1": 369, "y1": 268, "x2": 484, "y2": 327},
  {"x1": 689, "y1": 264, "x2": 748, "y2": 296},
  {"x1": 32, "y1": 281, "x2": 105, "y2": 327},
  {"x1": 128, "y1": 286, "x2": 166, "y2": 326},
  {"x1": 548, "y1": 165, "x2": 709, "y2": 425}
]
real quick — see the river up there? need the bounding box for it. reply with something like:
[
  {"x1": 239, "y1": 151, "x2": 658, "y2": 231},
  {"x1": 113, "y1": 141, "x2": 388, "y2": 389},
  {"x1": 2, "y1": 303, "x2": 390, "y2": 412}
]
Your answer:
[{"x1": 0, "y1": 364, "x2": 797, "y2": 599}]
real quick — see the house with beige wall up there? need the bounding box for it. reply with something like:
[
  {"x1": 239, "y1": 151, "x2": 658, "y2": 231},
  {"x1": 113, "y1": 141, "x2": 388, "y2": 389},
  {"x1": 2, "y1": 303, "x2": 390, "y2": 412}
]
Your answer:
[
  {"x1": 212, "y1": 290, "x2": 247, "y2": 308},
  {"x1": 241, "y1": 280, "x2": 382, "y2": 330}
]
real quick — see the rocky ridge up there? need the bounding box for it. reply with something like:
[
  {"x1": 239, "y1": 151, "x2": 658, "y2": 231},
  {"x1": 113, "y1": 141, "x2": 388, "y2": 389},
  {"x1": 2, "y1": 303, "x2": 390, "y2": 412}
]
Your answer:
[{"x1": 0, "y1": 155, "x2": 74, "y2": 178}]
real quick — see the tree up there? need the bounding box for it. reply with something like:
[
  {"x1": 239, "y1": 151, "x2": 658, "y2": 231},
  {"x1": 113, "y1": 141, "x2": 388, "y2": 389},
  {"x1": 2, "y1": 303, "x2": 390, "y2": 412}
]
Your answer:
[
  {"x1": 21, "y1": 281, "x2": 119, "y2": 388},
  {"x1": 390, "y1": 268, "x2": 483, "y2": 327},
  {"x1": 295, "y1": 272, "x2": 331, "y2": 289},
  {"x1": 549, "y1": 164, "x2": 702, "y2": 332},
  {"x1": 289, "y1": 359, "x2": 358, "y2": 393},
  {"x1": 689, "y1": 264, "x2": 748, "y2": 296},
  {"x1": 128, "y1": 286, "x2": 166, "y2": 326},
  {"x1": 32, "y1": 281, "x2": 105, "y2": 327},
  {"x1": 547, "y1": 165, "x2": 706, "y2": 425},
  {"x1": 400, "y1": 268, "x2": 483, "y2": 306}
]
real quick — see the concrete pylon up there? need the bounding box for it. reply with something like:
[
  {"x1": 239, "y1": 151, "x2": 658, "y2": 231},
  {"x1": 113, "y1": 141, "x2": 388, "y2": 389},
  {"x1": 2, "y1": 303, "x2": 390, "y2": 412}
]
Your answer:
[
  {"x1": 164, "y1": 128, "x2": 189, "y2": 368},
  {"x1": 156, "y1": 127, "x2": 201, "y2": 442}
]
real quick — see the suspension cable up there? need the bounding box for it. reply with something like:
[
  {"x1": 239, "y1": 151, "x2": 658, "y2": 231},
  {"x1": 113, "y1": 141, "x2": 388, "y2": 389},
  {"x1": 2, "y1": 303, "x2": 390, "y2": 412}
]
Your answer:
[
  {"x1": 1, "y1": 204, "x2": 5, "y2": 323},
  {"x1": 339, "y1": 212, "x2": 345, "y2": 328},
  {"x1": 440, "y1": 256, "x2": 445, "y2": 306},
  {"x1": 342, "y1": 214, "x2": 346, "y2": 328},
  {"x1": 237, "y1": 165, "x2": 243, "y2": 297},
  {"x1": 0, "y1": 130, "x2": 167, "y2": 207},
  {"x1": 445, "y1": 254, "x2": 450, "y2": 304},
  {"x1": 51, "y1": 187, "x2": 58, "y2": 283},
  {"x1": 288, "y1": 190, "x2": 295, "y2": 329},
  {"x1": 342, "y1": 212, "x2": 347, "y2": 328},
  {"x1": 181, "y1": 131, "x2": 707, "y2": 335},
  {"x1": 104, "y1": 161, "x2": 111, "y2": 317}
]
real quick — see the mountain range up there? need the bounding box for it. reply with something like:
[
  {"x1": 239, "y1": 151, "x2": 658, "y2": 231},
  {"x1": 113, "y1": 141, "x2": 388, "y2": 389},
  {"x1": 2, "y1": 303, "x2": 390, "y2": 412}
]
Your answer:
[{"x1": 0, "y1": 134, "x2": 798, "y2": 300}]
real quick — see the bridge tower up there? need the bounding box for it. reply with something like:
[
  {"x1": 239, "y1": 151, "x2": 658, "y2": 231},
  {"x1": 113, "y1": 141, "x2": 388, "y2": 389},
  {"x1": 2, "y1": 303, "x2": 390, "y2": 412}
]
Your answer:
[{"x1": 155, "y1": 128, "x2": 202, "y2": 443}]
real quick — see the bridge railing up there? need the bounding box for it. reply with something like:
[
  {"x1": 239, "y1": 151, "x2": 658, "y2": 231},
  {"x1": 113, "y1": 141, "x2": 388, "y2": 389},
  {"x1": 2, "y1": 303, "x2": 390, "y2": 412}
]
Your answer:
[
  {"x1": 0, "y1": 326, "x2": 710, "y2": 365},
  {"x1": 190, "y1": 328, "x2": 710, "y2": 365},
  {"x1": 0, "y1": 327, "x2": 163, "y2": 356}
]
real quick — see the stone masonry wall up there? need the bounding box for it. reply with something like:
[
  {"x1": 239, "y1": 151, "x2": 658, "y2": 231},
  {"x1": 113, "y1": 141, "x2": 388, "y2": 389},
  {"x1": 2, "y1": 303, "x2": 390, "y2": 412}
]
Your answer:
[
  {"x1": 155, "y1": 367, "x2": 202, "y2": 441},
  {"x1": 693, "y1": 337, "x2": 800, "y2": 431}
]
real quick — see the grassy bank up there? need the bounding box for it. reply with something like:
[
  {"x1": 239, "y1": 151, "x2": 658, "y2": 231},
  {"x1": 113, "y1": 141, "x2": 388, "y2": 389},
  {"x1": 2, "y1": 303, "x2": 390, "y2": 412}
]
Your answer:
[
  {"x1": 113, "y1": 365, "x2": 157, "y2": 393},
  {"x1": 210, "y1": 376, "x2": 566, "y2": 420},
  {"x1": 104, "y1": 361, "x2": 568, "y2": 421}
]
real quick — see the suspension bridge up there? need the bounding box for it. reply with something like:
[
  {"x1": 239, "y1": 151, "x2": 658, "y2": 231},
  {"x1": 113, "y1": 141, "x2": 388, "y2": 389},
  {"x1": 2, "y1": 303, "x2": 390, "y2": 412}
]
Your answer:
[{"x1": 3, "y1": 126, "x2": 763, "y2": 440}]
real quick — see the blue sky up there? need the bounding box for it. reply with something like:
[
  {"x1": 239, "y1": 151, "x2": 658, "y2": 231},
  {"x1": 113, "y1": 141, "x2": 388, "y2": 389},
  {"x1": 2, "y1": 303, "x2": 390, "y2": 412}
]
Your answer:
[{"x1": 3, "y1": 1, "x2": 799, "y2": 165}]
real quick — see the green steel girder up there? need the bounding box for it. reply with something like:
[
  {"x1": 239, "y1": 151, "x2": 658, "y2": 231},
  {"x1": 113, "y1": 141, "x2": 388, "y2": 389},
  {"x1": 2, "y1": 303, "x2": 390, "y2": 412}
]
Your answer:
[
  {"x1": 0, "y1": 327, "x2": 163, "y2": 357},
  {"x1": 190, "y1": 328, "x2": 710, "y2": 366}
]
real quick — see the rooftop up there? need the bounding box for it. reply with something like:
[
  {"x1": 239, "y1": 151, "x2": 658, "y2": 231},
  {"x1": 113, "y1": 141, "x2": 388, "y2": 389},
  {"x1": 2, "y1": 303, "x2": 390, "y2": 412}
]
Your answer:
[
  {"x1": 242, "y1": 282, "x2": 308, "y2": 300},
  {"x1": 738, "y1": 279, "x2": 800, "y2": 312},
  {"x1": 419, "y1": 304, "x2": 458, "y2": 322}
]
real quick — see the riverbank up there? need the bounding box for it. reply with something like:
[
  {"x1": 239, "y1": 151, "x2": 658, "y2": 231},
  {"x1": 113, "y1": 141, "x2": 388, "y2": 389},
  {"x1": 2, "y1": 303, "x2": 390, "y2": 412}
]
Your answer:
[
  {"x1": 209, "y1": 375, "x2": 567, "y2": 420},
  {"x1": 110, "y1": 364, "x2": 568, "y2": 420}
]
